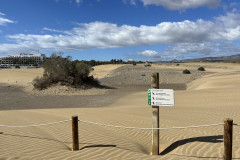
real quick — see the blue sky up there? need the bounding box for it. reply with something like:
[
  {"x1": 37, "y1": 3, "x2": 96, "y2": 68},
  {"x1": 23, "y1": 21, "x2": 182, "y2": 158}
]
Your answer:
[{"x1": 0, "y1": 0, "x2": 240, "y2": 61}]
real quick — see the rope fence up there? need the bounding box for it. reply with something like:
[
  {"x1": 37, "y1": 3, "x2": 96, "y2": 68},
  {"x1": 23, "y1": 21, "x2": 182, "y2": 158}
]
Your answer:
[
  {"x1": 2, "y1": 119, "x2": 240, "y2": 130},
  {"x1": 0, "y1": 119, "x2": 71, "y2": 128},
  {"x1": 78, "y1": 119, "x2": 224, "y2": 130},
  {"x1": 0, "y1": 116, "x2": 238, "y2": 159},
  {"x1": 1, "y1": 119, "x2": 239, "y2": 129}
]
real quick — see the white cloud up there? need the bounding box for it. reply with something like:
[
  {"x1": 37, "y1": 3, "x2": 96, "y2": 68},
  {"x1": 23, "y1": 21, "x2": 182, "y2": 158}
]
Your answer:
[
  {"x1": 141, "y1": 0, "x2": 221, "y2": 10},
  {"x1": 124, "y1": 0, "x2": 137, "y2": 6},
  {"x1": 138, "y1": 50, "x2": 158, "y2": 57},
  {"x1": 0, "y1": 13, "x2": 14, "y2": 26},
  {"x1": 137, "y1": 49, "x2": 183, "y2": 60},
  {"x1": 164, "y1": 42, "x2": 240, "y2": 59},
  {"x1": 0, "y1": 12, "x2": 240, "y2": 57},
  {"x1": 126, "y1": 0, "x2": 221, "y2": 10},
  {"x1": 166, "y1": 43, "x2": 215, "y2": 55},
  {"x1": 55, "y1": 0, "x2": 83, "y2": 5},
  {"x1": 43, "y1": 27, "x2": 72, "y2": 34},
  {"x1": 136, "y1": 42, "x2": 240, "y2": 60},
  {"x1": 75, "y1": 0, "x2": 82, "y2": 5},
  {"x1": 137, "y1": 50, "x2": 170, "y2": 60}
]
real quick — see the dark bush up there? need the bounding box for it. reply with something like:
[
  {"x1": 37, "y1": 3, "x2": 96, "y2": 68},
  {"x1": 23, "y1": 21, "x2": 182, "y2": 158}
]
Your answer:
[
  {"x1": 183, "y1": 69, "x2": 191, "y2": 74},
  {"x1": 33, "y1": 63, "x2": 38, "y2": 67},
  {"x1": 33, "y1": 53, "x2": 99, "y2": 90},
  {"x1": 15, "y1": 65, "x2": 20, "y2": 69},
  {"x1": 133, "y1": 62, "x2": 137, "y2": 65},
  {"x1": 176, "y1": 64, "x2": 179, "y2": 66},
  {"x1": 32, "y1": 76, "x2": 52, "y2": 90},
  {"x1": 198, "y1": 66, "x2": 205, "y2": 71}
]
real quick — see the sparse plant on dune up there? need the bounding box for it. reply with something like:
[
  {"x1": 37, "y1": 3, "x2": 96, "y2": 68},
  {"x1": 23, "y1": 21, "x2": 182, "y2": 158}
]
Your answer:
[
  {"x1": 198, "y1": 66, "x2": 205, "y2": 71},
  {"x1": 183, "y1": 69, "x2": 191, "y2": 74},
  {"x1": 33, "y1": 53, "x2": 99, "y2": 90}
]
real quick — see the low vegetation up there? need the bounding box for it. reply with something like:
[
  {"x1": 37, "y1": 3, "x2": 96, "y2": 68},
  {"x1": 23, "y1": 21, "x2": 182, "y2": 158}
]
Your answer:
[
  {"x1": 33, "y1": 53, "x2": 99, "y2": 90},
  {"x1": 82, "y1": 59, "x2": 144, "y2": 66},
  {"x1": 198, "y1": 66, "x2": 205, "y2": 71},
  {"x1": 15, "y1": 65, "x2": 20, "y2": 69},
  {"x1": 183, "y1": 69, "x2": 191, "y2": 74}
]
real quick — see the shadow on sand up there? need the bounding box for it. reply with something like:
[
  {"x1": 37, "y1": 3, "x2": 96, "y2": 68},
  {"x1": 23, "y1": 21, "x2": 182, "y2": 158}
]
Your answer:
[
  {"x1": 80, "y1": 144, "x2": 117, "y2": 150},
  {"x1": 3, "y1": 132, "x2": 240, "y2": 159},
  {"x1": 158, "y1": 135, "x2": 227, "y2": 159},
  {"x1": 160, "y1": 135, "x2": 223, "y2": 155},
  {"x1": 1, "y1": 132, "x2": 117, "y2": 151}
]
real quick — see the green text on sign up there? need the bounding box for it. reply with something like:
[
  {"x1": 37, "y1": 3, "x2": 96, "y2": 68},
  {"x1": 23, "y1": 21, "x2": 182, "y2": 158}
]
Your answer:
[{"x1": 148, "y1": 89, "x2": 174, "y2": 107}]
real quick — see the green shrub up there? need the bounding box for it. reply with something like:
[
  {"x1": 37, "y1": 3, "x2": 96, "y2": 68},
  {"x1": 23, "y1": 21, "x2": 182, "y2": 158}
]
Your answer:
[
  {"x1": 33, "y1": 63, "x2": 38, "y2": 67},
  {"x1": 176, "y1": 63, "x2": 179, "y2": 66},
  {"x1": 183, "y1": 69, "x2": 191, "y2": 74},
  {"x1": 32, "y1": 76, "x2": 52, "y2": 90},
  {"x1": 198, "y1": 66, "x2": 205, "y2": 71},
  {"x1": 15, "y1": 65, "x2": 20, "y2": 69},
  {"x1": 32, "y1": 53, "x2": 99, "y2": 90},
  {"x1": 133, "y1": 62, "x2": 137, "y2": 65}
]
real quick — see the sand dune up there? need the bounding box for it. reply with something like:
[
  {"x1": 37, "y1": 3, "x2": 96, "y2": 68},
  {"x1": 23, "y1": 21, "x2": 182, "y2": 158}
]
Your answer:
[
  {"x1": 91, "y1": 64, "x2": 124, "y2": 79},
  {"x1": 1, "y1": 62, "x2": 240, "y2": 159},
  {"x1": 0, "y1": 68, "x2": 44, "y2": 85}
]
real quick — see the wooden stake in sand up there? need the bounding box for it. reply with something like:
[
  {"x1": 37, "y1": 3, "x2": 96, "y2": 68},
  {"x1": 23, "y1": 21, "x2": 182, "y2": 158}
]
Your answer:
[
  {"x1": 151, "y1": 73, "x2": 159, "y2": 155},
  {"x1": 72, "y1": 115, "x2": 79, "y2": 151},
  {"x1": 223, "y1": 118, "x2": 233, "y2": 160}
]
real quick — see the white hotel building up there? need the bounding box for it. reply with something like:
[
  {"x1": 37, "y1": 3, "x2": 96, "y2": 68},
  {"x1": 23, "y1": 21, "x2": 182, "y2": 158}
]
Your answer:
[{"x1": 0, "y1": 53, "x2": 46, "y2": 67}]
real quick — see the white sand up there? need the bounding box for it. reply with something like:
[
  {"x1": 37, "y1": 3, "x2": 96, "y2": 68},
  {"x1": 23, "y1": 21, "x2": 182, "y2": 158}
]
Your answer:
[{"x1": 1, "y1": 62, "x2": 240, "y2": 159}]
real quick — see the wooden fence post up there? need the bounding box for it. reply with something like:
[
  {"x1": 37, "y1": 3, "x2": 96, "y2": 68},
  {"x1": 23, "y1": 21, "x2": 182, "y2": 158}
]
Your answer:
[
  {"x1": 223, "y1": 118, "x2": 233, "y2": 160},
  {"x1": 72, "y1": 115, "x2": 79, "y2": 151},
  {"x1": 151, "y1": 73, "x2": 159, "y2": 155}
]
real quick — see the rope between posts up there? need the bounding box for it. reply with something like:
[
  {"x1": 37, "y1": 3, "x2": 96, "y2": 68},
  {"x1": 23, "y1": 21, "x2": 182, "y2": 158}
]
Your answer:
[
  {"x1": 1, "y1": 118, "x2": 240, "y2": 129},
  {"x1": 0, "y1": 119, "x2": 71, "y2": 128},
  {"x1": 78, "y1": 119, "x2": 224, "y2": 130}
]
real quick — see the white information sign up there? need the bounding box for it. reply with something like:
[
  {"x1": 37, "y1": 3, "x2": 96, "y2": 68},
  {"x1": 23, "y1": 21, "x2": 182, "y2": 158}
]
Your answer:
[{"x1": 148, "y1": 89, "x2": 174, "y2": 107}]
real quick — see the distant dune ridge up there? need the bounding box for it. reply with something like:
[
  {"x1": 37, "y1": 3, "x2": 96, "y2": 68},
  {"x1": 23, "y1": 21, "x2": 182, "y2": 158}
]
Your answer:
[{"x1": 1, "y1": 62, "x2": 240, "y2": 159}]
